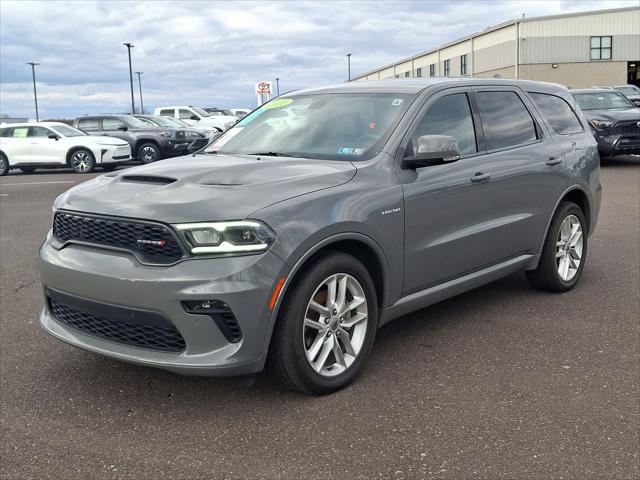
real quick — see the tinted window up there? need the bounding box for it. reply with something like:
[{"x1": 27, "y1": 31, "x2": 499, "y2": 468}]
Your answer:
[
  {"x1": 159, "y1": 109, "x2": 174, "y2": 116},
  {"x1": 530, "y1": 93, "x2": 583, "y2": 135},
  {"x1": 573, "y1": 92, "x2": 633, "y2": 110},
  {"x1": 0, "y1": 128, "x2": 14, "y2": 137},
  {"x1": 28, "y1": 127, "x2": 52, "y2": 137},
  {"x1": 411, "y1": 93, "x2": 477, "y2": 156},
  {"x1": 103, "y1": 118, "x2": 125, "y2": 130},
  {"x1": 476, "y1": 91, "x2": 538, "y2": 150},
  {"x1": 77, "y1": 118, "x2": 100, "y2": 131}
]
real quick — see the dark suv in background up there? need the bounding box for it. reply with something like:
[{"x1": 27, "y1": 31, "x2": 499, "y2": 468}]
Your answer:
[
  {"x1": 571, "y1": 89, "x2": 640, "y2": 157},
  {"x1": 73, "y1": 115, "x2": 193, "y2": 163}
]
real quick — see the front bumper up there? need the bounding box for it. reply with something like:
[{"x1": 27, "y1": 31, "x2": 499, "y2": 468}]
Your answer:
[
  {"x1": 39, "y1": 239, "x2": 287, "y2": 375},
  {"x1": 101, "y1": 145, "x2": 132, "y2": 164},
  {"x1": 593, "y1": 129, "x2": 640, "y2": 156},
  {"x1": 159, "y1": 139, "x2": 191, "y2": 157}
]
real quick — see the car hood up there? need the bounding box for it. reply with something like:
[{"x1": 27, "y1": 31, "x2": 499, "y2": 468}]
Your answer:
[
  {"x1": 581, "y1": 108, "x2": 640, "y2": 122},
  {"x1": 54, "y1": 154, "x2": 357, "y2": 223},
  {"x1": 77, "y1": 136, "x2": 129, "y2": 146}
]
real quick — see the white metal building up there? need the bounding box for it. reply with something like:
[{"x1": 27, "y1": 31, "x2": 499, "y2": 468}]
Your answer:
[{"x1": 352, "y1": 7, "x2": 640, "y2": 89}]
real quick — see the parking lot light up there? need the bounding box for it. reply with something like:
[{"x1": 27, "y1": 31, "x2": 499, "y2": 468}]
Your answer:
[
  {"x1": 123, "y1": 43, "x2": 136, "y2": 114},
  {"x1": 26, "y1": 62, "x2": 39, "y2": 121},
  {"x1": 135, "y1": 71, "x2": 144, "y2": 114}
]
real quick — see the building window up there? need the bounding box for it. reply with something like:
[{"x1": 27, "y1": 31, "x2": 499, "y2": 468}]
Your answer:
[
  {"x1": 416, "y1": 67, "x2": 422, "y2": 77},
  {"x1": 444, "y1": 59, "x2": 450, "y2": 76},
  {"x1": 395, "y1": 74, "x2": 400, "y2": 78},
  {"x1": 460, "y1": 54, "x2": 468, "y2": 75},
  {"x1": 429, "y1": 64, "x2": 435, "y2": 77},
  {"x1": 590, "y1": 36, "x2": 612, "y2": 60},
  {"x1": 405, "y1": 71, "x2": 410, "y2": 78}
]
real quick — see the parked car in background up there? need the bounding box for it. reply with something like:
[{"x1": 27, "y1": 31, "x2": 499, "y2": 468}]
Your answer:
[
  {"x1": 203, "y1": 107, "x2": 236, "y2": 117},
  {"x1": 40, "y1": 78, "x2": 601, "y2": 394},
  {"x1": 613, "y1": 85, "x2": 640, "y2": 107},
  {"x1": 229, "y1": 108, "x2": 252, "y2": 119},
  {"x1": 73, "y1": 115, "x2": 193, "y2": 163},
  {"x1": 154, "y1": 115, "x2": 220, "y2": 139},
  {"x1": 154, "y1": 106, "x2": 236, "y2": 131},
  {"x1": 571, "y1": 88, "x2": 640, "y2": 157},
  {"x1": 133, "y1": 115, "x2": 210, "y2": 151},
  {"x1": 0, "y1": 122, "x2": 130, "y2": 175}
]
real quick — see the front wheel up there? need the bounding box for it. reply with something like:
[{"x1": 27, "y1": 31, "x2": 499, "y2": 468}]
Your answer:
[
  {"x1": 69, "y1": 149, "x2": 96, "y2": 173},
  {"x1": 269, "y1": 252, "x2": 378, "y2": 394},
  {"x1": 0, "y1": 153, "x2": 9, "y2": 176},
  {"x1": 526, "y1": 201, "x2": 587, "y2": 292},
  {"x1": 137, "y1": 143, "x2": 160, "y2": 164}
]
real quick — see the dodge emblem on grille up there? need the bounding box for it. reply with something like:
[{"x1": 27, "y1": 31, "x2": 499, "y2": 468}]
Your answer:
[{"x1": 136, "y1": 239, "x2": 167, "y2": 247}]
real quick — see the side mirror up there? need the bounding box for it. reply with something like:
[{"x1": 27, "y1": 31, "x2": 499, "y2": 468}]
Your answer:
[
  {"x1": 190, "y1": 115, "x2": 200, "y2": 121},
  {"x1": 117, "y1": 125, "x2": 128, "y2": 131},
  {"x1": 402, "y1": 135, "x2": 461, "y2": 169},
  {"x1": 48, "y1": 133, "x2": 60, "y2": 140}
]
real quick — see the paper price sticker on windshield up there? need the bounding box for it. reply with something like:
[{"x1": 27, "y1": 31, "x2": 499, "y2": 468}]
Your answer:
[
  {"x1": 338, "y1": 147, "x2": 364, "y2": 156},
  {"x1": 263, "y1": 98, "x2": 294, "y2": 109},
  {"x1": 391, "y1": 99, "x2": 403, "y2": 106}
]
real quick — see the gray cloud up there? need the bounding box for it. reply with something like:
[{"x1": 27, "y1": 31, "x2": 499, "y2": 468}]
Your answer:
[{"x1": 0, "y1": 0, "x2": 636, "y2": 118}]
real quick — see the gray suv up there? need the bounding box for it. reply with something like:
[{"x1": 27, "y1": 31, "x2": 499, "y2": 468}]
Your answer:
[{"x1": 40, "y1": 78, "x2": 601, "y2": 394}]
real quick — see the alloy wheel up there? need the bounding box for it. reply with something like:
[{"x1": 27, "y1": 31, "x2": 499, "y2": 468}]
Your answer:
[
  {"x1": 71, "y1": 151, "x2": 91, "y2": 172},
  {"x1": 303, "y1": 273, "x2": 368, "y2": 377},
  {"x1": 141, "y1": 146, "x2": 158, "y2": 163},
  {"x1": 556, "y1": 214, "x2": 583, "y2": 281}
]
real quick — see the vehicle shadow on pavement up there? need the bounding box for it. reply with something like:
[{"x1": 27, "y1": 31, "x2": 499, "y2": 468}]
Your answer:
[{"x1": 600, "y1": 154, "x2": 640, "y2": 168}]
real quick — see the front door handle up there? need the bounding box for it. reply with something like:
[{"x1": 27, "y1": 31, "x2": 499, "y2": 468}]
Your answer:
[
  {"x1": 546, "y1": 156, "x2": 562, "y2": 166},
  {"x1": 470, "y1": 172, "x2": 491, "y2": 183}
]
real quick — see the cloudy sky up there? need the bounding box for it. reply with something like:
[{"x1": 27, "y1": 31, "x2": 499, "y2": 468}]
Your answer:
[{"x1": 0, "y1": 0, "x2": 636, "y2": 119}]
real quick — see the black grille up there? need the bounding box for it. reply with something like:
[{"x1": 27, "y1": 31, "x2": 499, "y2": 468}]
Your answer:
[
  {"x1": 49, "y1": 296, "x2": 186, "y2": 353},
  {"x1": 53, "y1": 211, "x2": 184, "y2": 265},
  {"x1": 615, "y1": 121, "x2": 640, "y2": 135},
  {"x1": 121, "y1": 175, "x2": 176, "y2": 185}
]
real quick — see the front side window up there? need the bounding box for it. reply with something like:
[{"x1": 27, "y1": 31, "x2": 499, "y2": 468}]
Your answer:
[
  {"x1": 476, "y1": 91, "x2": 538, "y2": 150},
  {"x1": 191, "y1": 107, "x2": 210, "y2": 117},
  {"x1": 443, "y1": 60, "x2": 450, "y2": 76},
  {"x1": 573, "y1": 91, "x2": 634, "y2": 110},
  {"x1": 103, "y1": 118, "x2": 125, "y2": 130},
  {"x1": 429, "y1": 64, "x2": 435, "y2": 77},
  {"x1": 590, "y1": 36, "x2": 612, "y2": 60},
  {"x1": 460, "y1": 55, "x2": 468, "y2": 75},
  {"x1": 410, "y1": 93, "x2": 477, "y2": 156},
  {"x1": 28, "y1": 126, "x2": 52, "y2": 138},
  {"x1": 179, "y1": 109, "x2": 195, "y2": 120},
  {"x1": 211, "y1": 93, "x2": 416, "y2": 161},
  {"x1": 77, "y1": 118, "x2": 100, "y2": 131},
  {"x1": 529, "y1": 93, "x2": 583, "y2": 135}
]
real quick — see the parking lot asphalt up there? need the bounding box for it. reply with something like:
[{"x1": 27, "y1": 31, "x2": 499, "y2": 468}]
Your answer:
[{"x1": 1, "y1": 158, "x2": 639, "y2": 480}]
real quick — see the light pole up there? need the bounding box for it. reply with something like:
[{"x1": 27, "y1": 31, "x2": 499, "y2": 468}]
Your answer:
[
  {"x1": 346, "y1": 53, "x2": 352, "y2": 81},
  {"x1": 123, "y1": 43, "x2": 136, "y2": 114},
  {"x1": 275, "y1": 77, "x2": 280, "y2": 96},
  {"x1": 135, "y1": 71, "x2": 144, "y2": 114},
  {"x1": 26, "y1": 62, "x2": 39, "y2": 121}
]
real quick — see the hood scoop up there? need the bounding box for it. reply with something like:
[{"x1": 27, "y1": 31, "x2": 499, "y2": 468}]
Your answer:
[{"x1": 120, "y1": 175, "x2": 177, "y2": 185}]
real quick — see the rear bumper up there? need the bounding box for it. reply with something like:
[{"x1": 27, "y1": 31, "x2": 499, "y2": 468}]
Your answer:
[{"x1": 38, "y1": 238, "x2": 288, "y2": 376}]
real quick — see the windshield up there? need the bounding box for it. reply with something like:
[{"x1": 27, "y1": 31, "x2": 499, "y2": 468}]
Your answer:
[
  {"x1": 191, "y1": 107, "x2": 210, "y2": 117},
  {"x1": 574, "y1": 92, "x2": 634, "y2": 110},
  {"x1": 616, "y1": 86, "x2": 640, "y2": 95},
  {"x1": 143, "y1": 116, "x2": 177, "y2": 127},
  {"x1": 209, "y1": 93, "x2": 415, "y2": 161},
  {"x1": 136, "y1": 117, "x2": 158, "y2": 127},
  {"x1": 49, "y1": 124, "x2": 86, "y2": 137},
  {"x1": 123, "y1": 116, "x2": 152, "y2": 128},
  {"x1": 163, "y1": 117, "x2": 189, "y2": 127}
]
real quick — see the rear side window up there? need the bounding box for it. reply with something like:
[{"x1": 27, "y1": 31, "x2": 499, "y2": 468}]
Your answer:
[
  {"x1": 529, "y1": 93, "x2": 583, "y2": 135},
  {"x1": 476, "y1": 91, "x2": 538, "y2": 150},
  {"x1": 411, "y1": 93, "x2": 477, "y2": 156},
  {"x1": 159, "y1": 109, "x2": 174, "y2": 116},
  {"x1": 78, "y1": 118, "x2": 100, "y2": 131}
]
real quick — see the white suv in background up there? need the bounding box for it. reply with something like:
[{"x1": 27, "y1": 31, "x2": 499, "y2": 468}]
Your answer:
[
  {"x1": 0, "y1": 122, "x2": 131, "y2": 175},
  {"x1": 153, "y1": 106, "x2": 237, "y2": 131}
]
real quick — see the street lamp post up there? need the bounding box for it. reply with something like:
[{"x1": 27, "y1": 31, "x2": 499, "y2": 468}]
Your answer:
[
  {"x1": 123, "y1": 43, "x2": 136, "y2": 114},
  {"x1": 26, "y1": 62, "x2": 39, "y2": 121},
  {"x1": 275, "y1": 77, "x2": 280, "y2": 96},
  {"x1": 135, "y1": 71, "x2": 144, "y2": 114},
  {"x1": 346, "y1": 53, "x2": 352, "y2": 81}
]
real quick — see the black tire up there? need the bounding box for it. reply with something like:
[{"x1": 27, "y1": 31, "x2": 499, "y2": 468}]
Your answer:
[
  {"x1": 0, "y1": 153, "x2": 9, "y2": 176},
  {"x1": 137, "y1": 143, "x2": 161, "y2": 164},
  {"x1": 268, "y1": 252, "x2": 378, "y2": 394},
  {"x1": 526, "y1": 201, "x2": 588, "y2": 292},
  {"x1": 69, "y1": 149, "x2": 96, "y2": 173},
  {"x1": 19, "y1": 166, "x2": 36, "y2": 174}
]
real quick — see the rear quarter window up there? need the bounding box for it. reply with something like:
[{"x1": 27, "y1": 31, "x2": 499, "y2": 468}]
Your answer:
[{"x1": 529, "y1": 92, "x2": 583, "y2": 135}]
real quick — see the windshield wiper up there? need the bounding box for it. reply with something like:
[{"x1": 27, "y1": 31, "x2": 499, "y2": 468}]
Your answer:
[{"x1": 246, "y1": 152, "x2": 289, "y2": 157}]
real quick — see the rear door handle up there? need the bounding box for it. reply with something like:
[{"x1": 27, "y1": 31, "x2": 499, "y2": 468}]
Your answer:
[
  {"x1": 470, "y1": 172, "x2": 491, "y2": 183},
  {"x1": 546, "y1": 156, "x2": 562, "y2": 166}
]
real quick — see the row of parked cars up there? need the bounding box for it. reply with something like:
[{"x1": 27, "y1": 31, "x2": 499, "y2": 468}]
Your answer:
[{"x1": 0, "y1": 105, "x2": 250, "y2": 175}]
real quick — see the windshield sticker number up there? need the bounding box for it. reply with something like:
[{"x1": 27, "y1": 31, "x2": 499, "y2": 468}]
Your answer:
[
  {"x1": 391, "y1": 99, "x2": 403, "y2": 106},
  {"x1": 338, "y1": 147, "x2": 364, "y2": 156}
]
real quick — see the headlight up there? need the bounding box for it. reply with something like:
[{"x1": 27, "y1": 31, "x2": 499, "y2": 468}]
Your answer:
[
  {"x1": 589, "y1": 119, "x2": 613, "y2": 129},
  {"x1": 174, "y1": 220, "x2": 275, "y2": 255}
]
